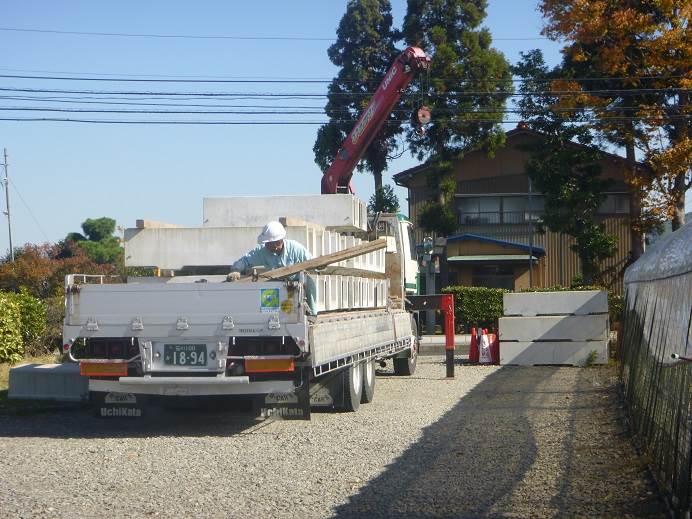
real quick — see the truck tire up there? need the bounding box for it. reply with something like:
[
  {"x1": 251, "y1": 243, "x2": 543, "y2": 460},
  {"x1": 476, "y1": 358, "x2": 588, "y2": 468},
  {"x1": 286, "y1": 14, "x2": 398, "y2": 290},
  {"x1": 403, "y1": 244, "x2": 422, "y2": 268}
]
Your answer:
[
  {"x1": 393, "y1": 349, "x2": 417, "y2": 376},
  {"x1": 361, "y1": 359, "x2": 376, "y2": 404},
  {"x1": 341, "y1": 363, "x2": 363, "y2": 412},
  {"x1": 394, "y1": 317, "x2": 419, "y2": 376}
]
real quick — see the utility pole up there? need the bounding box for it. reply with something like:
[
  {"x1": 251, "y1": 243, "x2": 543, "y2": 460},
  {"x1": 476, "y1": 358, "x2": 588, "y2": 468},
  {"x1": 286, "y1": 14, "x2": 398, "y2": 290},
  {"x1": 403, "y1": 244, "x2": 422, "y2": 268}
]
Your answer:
[{"x1": 2, "y1": 148, "x2": 13, "y2": 261}]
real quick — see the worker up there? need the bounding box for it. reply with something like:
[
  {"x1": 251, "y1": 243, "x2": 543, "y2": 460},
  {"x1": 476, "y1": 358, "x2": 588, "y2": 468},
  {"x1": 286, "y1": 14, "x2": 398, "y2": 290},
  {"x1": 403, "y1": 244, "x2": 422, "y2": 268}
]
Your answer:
[{"x1": 227, "y1": 221, "x2": 316, "y2": 314}]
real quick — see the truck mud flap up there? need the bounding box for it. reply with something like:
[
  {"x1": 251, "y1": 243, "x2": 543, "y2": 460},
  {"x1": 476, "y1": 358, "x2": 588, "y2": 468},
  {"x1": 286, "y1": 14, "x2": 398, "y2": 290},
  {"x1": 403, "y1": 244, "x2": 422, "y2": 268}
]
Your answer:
[
  {"x1": 91, "y1": 391, "x2": 147, "y2": 418},
  {"x1": 258, "y1": 368, "x2": 311, "y2": 421}
]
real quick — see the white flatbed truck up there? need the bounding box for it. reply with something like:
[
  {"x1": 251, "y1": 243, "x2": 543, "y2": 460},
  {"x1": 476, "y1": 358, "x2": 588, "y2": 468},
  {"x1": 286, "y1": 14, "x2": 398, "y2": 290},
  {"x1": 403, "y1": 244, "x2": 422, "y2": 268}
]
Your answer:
[{"x1": 63, "y1": 210, "x2": 420, "y2": 419}]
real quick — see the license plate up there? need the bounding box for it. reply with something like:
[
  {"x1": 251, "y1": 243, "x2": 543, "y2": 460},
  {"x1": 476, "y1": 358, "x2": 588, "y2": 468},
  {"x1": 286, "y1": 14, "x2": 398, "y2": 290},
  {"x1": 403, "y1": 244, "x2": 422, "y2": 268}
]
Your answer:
[{"x1": 164, "y1": 344, "x2": 207, "y2": 366}]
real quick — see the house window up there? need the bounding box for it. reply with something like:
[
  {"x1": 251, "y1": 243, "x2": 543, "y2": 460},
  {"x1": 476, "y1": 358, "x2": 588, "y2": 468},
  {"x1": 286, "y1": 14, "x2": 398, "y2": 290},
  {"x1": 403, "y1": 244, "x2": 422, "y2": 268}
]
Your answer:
[
  {"x1": 457, "y1": 196, "x2": 544, "y2": 225},
  {"x1": 472, "y1": 265, "x2": 515, "y2": 290},
  {"x1": 598, "y1": 194, "x2": 629, "y2": 215}
]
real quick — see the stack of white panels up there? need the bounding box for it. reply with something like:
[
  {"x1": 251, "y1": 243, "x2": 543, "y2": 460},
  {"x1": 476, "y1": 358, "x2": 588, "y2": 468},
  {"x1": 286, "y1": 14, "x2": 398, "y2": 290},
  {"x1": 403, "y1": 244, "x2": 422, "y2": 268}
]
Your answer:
[
  {"x1": 498, "y1": 291, "x2": 609, "y2": 366},
  {"x1": 310, "y1": 274, "x2": 388, "y2": 313}
]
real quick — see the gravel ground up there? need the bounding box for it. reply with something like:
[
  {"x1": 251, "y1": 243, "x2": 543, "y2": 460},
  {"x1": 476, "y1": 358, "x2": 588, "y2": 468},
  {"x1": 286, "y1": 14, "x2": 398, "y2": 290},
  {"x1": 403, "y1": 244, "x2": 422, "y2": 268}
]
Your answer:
[{"x1": 0, "y1": 358, "x2": 665, "y2": 518}]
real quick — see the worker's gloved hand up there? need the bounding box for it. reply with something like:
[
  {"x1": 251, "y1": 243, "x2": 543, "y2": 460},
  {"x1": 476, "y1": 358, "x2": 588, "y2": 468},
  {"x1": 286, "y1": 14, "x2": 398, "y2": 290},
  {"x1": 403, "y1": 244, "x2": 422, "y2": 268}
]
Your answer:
[{"x1": 226, "y1": 271, "x2": 241, "y2": 282}]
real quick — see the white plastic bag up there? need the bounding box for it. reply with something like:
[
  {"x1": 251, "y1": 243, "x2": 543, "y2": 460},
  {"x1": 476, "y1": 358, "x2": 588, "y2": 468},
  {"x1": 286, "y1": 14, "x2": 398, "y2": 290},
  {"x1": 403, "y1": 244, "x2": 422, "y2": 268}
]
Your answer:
[{"x1": 479, "y1": 331, "x2": 492, "y2": 364}]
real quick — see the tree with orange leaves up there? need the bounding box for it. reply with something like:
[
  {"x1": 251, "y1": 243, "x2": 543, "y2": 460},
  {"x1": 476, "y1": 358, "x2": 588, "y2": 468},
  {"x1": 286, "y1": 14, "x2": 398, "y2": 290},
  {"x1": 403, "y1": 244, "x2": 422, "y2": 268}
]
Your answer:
[
  {"x1": 540, "y1": 0, "x2": 691, "y2": 255},
  {"x1": 0, "y1": 241, "x2": 116, "y2": 299}
]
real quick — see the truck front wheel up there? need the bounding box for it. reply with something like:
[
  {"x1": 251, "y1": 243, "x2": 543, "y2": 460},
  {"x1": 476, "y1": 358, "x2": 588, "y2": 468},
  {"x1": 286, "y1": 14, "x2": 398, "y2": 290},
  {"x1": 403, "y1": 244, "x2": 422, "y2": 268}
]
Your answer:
[
  {"x1": 340, "y1": 363, "x2": 363, "y2": 412},
  {"x1": 393, "y1": 346, "x2": 417, "y2": 376},
  {"x1": 394, "y1": 318, "x2": 419, "y2": 376}
]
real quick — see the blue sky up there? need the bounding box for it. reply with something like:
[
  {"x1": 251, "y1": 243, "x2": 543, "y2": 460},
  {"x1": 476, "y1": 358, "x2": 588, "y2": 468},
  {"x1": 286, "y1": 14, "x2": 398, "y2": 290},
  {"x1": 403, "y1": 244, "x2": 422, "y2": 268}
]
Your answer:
[{"x1": 1, "y1": 1, "x2": 568, "y2": 252}]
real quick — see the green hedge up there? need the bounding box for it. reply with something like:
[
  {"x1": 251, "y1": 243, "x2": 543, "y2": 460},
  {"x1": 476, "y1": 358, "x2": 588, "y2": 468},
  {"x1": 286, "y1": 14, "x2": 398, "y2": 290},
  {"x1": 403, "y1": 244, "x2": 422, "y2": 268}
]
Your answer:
[
  {"x1": 0, "y1": 292, "x2": 23, "y2": 363},
  {"x1": 0, "y1": 290, "x2": 48, "y2": 362},
  {"x1": 441, "y1": 286, "x2": 507, "y2": 332}
]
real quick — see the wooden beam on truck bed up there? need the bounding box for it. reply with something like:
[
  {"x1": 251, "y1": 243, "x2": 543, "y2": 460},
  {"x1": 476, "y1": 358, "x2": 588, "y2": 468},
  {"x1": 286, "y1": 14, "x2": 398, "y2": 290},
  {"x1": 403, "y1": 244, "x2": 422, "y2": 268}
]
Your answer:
[{"x1": 237, "y1": 238, "x2": 387, "y2": 282}]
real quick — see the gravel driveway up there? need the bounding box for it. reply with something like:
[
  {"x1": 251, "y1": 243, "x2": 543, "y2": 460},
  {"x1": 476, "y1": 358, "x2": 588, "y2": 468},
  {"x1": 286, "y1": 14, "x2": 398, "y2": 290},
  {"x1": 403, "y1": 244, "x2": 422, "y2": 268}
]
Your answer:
[{"x1": 0, "y1": 358, "x2": 665, "y2": 518}]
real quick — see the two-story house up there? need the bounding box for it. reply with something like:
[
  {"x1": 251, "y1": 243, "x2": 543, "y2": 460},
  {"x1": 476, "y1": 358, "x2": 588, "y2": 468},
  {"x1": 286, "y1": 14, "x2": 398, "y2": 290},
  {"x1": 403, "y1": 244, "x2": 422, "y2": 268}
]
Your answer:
[{"x1": 393, "y1": 124, "x2": 633, "y2": 293}]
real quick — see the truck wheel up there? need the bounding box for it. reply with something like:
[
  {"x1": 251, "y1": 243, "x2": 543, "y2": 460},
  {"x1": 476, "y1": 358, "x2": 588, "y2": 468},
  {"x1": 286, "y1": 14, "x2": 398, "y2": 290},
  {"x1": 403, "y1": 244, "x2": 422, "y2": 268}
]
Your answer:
[
  {"x1": 361, "y1": 359, "x2": 376, "y2": 404},
  {"x1": 393, "y1": 348, "x2": 417, "y2": 376},
  {"x1": 394, "y1": 317, "x2": 419, "y2": 376},
  {"x1": 341, "y1": 363, "x2": 362, "y2": 412}
]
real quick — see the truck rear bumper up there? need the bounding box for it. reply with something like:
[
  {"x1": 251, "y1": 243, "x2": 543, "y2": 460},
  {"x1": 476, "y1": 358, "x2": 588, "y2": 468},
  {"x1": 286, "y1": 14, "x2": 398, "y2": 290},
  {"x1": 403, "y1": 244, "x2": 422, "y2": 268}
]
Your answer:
[{"x1": 90, "y1": 377, "x2": 295, "y2": 396}]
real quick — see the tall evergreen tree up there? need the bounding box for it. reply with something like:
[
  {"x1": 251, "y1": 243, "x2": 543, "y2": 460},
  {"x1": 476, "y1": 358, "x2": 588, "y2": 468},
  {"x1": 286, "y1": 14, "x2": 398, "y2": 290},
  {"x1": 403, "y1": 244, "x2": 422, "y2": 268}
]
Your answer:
[
  {"x1": 314, "y1": 0, "x2": 400, "y2": 194},
  {"x1": 514, "y1": 50, "x2": 617, "y2": 285},
  {"x1": 402, "y1": 0, "x2": 513, "y2": 235}
]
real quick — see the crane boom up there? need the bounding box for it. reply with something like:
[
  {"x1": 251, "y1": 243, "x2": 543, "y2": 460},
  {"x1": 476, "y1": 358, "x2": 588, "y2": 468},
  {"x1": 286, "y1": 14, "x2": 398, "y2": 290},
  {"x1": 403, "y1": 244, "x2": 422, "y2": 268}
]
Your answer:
[{"x1": 320, "y1": 46, "x2": 430, "y2": 195}]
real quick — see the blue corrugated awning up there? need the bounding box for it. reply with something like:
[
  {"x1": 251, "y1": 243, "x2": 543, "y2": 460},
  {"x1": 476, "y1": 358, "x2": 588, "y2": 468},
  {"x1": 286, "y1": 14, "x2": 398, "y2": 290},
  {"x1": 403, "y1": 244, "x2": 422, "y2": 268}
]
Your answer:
[
  {"x1": 445, "y1": 233, "x2": 546, "y2": 255},
  {"x1": 447, "y1": 254, "x2": 540, "y2": 263}
]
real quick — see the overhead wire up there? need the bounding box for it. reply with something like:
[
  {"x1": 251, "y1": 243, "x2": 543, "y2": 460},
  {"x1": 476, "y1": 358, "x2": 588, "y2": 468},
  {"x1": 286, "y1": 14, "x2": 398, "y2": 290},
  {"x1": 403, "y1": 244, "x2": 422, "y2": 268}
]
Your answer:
[
  {"x1": 0, "y1": 86, "x2": 686, "y2": 97},
  {"x1": 0, "y1": 26, "x2": 548, "y2": 41},
  {"x1": 8, "y1": 179, "x2": 51, "y2": 242},
  {"x1": 0, "y1": 72, "x2": 686, "y2": 83},
  {"x1": 0, "y1": 115, "x2": 687, "y2": 125}
]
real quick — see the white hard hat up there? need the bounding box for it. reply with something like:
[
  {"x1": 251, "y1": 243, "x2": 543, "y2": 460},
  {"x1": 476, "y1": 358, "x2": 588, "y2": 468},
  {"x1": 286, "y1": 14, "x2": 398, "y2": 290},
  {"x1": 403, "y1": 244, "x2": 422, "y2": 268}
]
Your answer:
[{"x1": 257, "y1": 221, "x2": 286, "y2": 244}]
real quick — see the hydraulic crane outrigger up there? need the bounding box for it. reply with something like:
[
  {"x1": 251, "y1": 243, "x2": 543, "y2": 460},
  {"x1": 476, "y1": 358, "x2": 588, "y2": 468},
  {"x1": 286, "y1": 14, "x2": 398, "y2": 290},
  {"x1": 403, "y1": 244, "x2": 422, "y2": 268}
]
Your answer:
[{"x1": 320, "y1": 46, "x2": 431, "y2": 195}]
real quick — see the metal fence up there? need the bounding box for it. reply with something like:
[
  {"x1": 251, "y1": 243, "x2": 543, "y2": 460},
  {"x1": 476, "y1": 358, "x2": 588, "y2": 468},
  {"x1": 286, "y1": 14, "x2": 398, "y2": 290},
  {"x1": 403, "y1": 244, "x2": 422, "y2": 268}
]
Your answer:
[{"x1": 619, "y1": 222, "x2": 692, "y2": 516}]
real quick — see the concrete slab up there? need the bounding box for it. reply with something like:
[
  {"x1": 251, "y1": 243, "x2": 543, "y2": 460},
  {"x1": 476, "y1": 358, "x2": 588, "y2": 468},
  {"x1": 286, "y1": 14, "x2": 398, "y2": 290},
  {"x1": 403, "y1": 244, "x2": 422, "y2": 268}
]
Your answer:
[
  {"x1": 499, "y1": 315, "x2": 608, "y2": 342},
  {"x1": 503, "y1": 291, "x2": 607, "y2": 316},
  {"x1": 8, "y1": 363, "x2": 89, "y2": 402},
  {"x1": 499, "y1": 340, "x2": 608, "y2": 366},
  {"x1": 203, "y1": 194, "x2": 367, "y2": 231}
]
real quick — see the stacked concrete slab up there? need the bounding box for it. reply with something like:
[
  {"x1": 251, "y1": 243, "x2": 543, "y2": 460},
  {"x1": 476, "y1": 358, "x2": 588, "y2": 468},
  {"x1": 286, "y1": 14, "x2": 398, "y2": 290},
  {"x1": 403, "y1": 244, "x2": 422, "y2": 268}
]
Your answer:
[
  {"x1": 499, "y1": 290, "x2": 609, "y2": 365},
  {"x1": 124, "y1": 194, "x2": 386, "y2": 313},
  {"x1": 124, "y1": 224, "x2": 385, "y2": 273},
  {"x1": 203, "y1": 194, "x2": 368, "y2": 231}
]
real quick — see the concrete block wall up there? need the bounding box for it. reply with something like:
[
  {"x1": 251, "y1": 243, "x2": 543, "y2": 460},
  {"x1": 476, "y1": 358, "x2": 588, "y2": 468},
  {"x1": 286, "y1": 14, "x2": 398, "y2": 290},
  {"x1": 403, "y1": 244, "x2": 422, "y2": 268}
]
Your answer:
[{"x1": 499, "y1": 290, "x2": 609, "y2": 366}]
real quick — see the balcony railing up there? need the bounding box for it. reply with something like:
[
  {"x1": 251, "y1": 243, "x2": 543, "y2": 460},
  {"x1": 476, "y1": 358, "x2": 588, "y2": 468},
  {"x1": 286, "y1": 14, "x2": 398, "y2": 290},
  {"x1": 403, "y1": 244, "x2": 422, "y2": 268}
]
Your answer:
[{"x1": 459, "y1": 211, "x2": 543, "y2": 225}]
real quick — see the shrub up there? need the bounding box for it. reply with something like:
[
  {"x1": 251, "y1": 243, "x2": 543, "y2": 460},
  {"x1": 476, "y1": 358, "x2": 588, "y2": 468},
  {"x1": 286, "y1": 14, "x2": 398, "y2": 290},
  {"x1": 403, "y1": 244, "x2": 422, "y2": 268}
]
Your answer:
[
  {"x1": 441, "y1": 286, "x2": 507, "y2": 332},
  {"x1": 0, "y1": 292, "x2": 23, "y2": 363},
  {"x1": 13, "y1": 288, "x2": 47, "y2": 356}
]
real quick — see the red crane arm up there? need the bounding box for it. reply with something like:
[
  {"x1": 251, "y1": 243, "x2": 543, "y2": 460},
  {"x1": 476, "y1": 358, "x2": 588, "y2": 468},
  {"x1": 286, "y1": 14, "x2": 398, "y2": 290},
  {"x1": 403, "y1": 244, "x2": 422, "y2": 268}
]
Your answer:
[{"x1": 320, "y1": 46, "x2": 430, "y2": 195}]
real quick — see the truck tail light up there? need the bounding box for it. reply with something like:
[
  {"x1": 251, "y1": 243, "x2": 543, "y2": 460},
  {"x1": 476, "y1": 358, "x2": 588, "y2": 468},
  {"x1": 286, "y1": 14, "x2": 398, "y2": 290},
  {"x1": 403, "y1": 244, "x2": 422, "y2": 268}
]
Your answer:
[
  {"x1": 79, "y1": 361, "x2": 128, "y2": 377},
  {"x1": 244, "y1": 356, "x2": 295, "y2": 373}
]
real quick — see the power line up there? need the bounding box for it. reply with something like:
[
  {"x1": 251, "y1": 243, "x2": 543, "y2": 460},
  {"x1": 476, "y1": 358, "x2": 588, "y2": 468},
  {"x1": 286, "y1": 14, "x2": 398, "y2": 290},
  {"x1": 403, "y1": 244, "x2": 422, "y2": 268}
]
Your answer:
[
  {"x1": 0, "y1": 26, "x2": 335, "y2": 41},
  {"x1": 0, "y1": 86, "x2": 686, "y2": 98},
  {"x1": 0, "y1": 26, "x2": 549, "y2": 42},
  {"x1": 0, "y1": 106, "x2": 685, "y2": 116},
  {"x1": 8, "y1": 179, "x2": 51, "y2": 243},
  {"x1": 0, "y1": 115, "x2": 687, "y2": 125},
  {"x1": 0, "y1": 74, "x2": 331, "y2": 84},
  {"x1": 0, "y1": 72, "x2": 686, "y2": 84}
]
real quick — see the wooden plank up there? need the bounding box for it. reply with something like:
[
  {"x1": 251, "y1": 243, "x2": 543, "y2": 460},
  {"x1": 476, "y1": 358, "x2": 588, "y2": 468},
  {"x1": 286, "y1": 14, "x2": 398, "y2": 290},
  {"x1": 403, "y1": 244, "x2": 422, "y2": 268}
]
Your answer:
[
  {"x1": 237, "y1": 239, "x2": 386, "y2": 282},
  {"x1": 315, "y1": 265, "x2": 387, "y2": 279}
]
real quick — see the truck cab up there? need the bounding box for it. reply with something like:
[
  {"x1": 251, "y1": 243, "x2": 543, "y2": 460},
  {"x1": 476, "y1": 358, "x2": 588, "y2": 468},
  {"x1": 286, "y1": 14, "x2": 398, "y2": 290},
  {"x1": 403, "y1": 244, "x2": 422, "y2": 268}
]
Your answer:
[{"x1": 371, "y1": 213, "x2": 419, "y2": 301}]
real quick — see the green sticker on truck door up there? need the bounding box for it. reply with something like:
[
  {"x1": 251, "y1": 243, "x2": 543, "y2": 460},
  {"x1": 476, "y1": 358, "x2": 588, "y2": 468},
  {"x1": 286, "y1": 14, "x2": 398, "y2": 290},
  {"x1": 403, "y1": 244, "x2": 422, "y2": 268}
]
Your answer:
[{"x1": 260, "y1": 288, "x2": 280, "y2": 313}]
